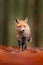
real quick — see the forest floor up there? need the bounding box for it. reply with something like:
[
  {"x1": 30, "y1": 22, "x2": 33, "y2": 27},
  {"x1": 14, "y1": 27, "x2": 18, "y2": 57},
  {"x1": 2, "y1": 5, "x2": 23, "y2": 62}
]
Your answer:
[{"x1": 0, "y1": 45, "x2": 43, "y2": 65}]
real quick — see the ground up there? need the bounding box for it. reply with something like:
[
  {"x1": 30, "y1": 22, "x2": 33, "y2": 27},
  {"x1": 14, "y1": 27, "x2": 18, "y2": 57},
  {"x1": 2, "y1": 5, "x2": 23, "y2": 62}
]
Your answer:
[{"x1": 0, "y1": 45, "x2": 43, "y2": 65}]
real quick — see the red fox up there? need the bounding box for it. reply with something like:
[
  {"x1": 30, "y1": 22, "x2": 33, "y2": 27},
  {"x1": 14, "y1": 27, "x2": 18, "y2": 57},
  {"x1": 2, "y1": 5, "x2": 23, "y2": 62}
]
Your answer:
[{"x1": 15, "y1": 17, "x2": 32, "y2": 50}]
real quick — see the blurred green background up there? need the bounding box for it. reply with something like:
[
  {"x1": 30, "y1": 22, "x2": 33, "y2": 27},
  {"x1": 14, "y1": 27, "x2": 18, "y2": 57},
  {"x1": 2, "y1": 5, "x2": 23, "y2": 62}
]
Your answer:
[{"x1": 0, "y1": 0, "x2": 43, "y2": 47}]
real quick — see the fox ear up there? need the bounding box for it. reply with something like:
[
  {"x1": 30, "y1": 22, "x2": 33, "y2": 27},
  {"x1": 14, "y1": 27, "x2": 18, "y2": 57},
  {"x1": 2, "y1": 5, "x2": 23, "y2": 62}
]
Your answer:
[
  {"x1": 24, "y1": 17, "x2": 28, "y2": 23},
  {"x1": 15, "y1": 18, "x2": 19, "y2": 23}
]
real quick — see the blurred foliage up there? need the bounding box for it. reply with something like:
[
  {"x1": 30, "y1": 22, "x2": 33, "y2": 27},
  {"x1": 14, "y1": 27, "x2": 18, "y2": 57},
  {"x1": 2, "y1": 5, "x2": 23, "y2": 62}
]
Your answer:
[{"x1": 0, "y1": 0, "x2": 43, "y2": 47}]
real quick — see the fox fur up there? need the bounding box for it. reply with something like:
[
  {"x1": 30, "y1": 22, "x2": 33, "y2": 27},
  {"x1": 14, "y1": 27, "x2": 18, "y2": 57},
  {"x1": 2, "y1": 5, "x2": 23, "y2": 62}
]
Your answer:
[{"x1": 15, "y1": 17, "x2": 32, "y2": 50}]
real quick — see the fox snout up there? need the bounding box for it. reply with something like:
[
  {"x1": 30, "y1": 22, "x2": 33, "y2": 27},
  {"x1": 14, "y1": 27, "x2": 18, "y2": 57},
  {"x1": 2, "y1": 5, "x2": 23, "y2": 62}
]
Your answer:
[
  {"x1": 22, "y1": 29, "x2": 24, "y2": 32},
  {"x1": 20, "y1": 27, "x2": 25, "y2": 32},
  {"x1": 19, "y1": 28, "x2": 25, "y2": 35}
]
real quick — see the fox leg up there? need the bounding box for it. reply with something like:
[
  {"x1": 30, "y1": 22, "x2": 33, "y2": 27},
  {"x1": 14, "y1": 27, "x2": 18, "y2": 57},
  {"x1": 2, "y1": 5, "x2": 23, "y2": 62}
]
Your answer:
[
  {"x1": 28, "y1": 37, "x2": 32, "y2": 42},
  {"x1": 22, "y1": 43, "x2": 24, "y2": 50},
  {"x1": 21, "y1": 41, "x2": 27, "y2": 50},
  {"x1": 21, "y1": 37, "x2": 27, "y2": 50},
  {"x1": 18, "y1": 40, "x2": 21, "y2": 48},
  {"x1": 24, "y1": 43, "x2": 27, "y2": 49}
]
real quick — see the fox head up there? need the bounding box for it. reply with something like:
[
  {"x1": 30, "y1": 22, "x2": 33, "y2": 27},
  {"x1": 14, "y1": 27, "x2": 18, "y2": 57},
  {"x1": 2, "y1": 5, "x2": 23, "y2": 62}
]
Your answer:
[{"x1": 15, "y1": 17, "x2": 29, "y2": 32}]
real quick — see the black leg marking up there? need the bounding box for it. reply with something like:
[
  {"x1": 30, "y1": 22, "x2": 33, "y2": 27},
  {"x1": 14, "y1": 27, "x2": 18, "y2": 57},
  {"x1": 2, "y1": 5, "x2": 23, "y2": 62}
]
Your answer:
[
  {"x1": 18, "y1": 40, "x2": 21, "y2": 48},
  {"x1": 21, "y1": 37, "x2": 26, "y2": 50}
]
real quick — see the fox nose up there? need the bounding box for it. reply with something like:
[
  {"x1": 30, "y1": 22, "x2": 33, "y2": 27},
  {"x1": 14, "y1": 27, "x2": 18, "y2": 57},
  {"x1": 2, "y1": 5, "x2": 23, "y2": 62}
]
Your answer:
[
  {"x1": 21, "y1": 29, "x2": 24, "y2": 32},
  {"x1": 22, "y1": 30, "x2": 24, "y2": 31},
  {"x1": 21, "y1": 28, "x2": 25, "y2": 32}
]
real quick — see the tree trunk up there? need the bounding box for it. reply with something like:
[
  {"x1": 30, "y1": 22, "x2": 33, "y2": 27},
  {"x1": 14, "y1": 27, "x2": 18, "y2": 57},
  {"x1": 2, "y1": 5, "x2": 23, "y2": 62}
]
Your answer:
[
  {"x1": 2, "y1": 0, "x2": 9, "y2": 45},
  {"x1": 34, "y1": 0, "x2": 39, "y2": 47}
]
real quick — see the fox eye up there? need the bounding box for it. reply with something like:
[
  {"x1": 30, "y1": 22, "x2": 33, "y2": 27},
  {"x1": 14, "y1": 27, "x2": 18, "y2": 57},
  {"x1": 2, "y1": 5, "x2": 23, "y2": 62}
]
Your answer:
[{"x1": 18, "y1": 26, "x2": 21, "y2": 28}]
